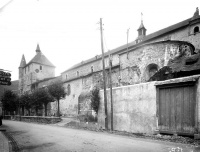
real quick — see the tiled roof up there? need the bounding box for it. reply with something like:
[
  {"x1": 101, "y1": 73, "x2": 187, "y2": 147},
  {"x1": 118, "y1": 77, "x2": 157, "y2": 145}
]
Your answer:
[
  {"x1": 62, "y1": 15, "x2": 200, "y2": 74},
  {"x1": 138, "y1": 21, "x2": 146, "y2": 30},
  {"x1": 26, "y1": 52, "x2": 55, "y2": 67},
  {"x1": 19, "y1": 54, "x2": 26, "y2": 68}
]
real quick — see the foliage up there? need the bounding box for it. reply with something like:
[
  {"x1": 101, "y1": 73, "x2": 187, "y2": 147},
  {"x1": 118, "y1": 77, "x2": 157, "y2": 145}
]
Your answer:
[
  {"x1": 19, "y1": 92, "x2": 33, "y2": 116},
  {"x1": 19, "y1": 92, "x2": 33, "y2": 111},
  {"x1": 47, "y1": 81, "x2": 67, "y2": 116},
  {"x1": 47, "y1": 81, "x2": 67, "y2": 101},
  {"x1": 90, "y1": 87, "x2": 100, "y2": 114},
  {"x1": 33, "y1": 88, "x2": 54, "y2": 116},
  {"x1": 1, "y1": 90, "x2": 18, "y2": 113},
  {"x1": 31, "y1": 89, "x2": 45, "y2": 115}
]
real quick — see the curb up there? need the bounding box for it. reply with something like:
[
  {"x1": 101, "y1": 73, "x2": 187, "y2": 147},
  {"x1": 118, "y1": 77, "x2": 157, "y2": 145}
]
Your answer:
[
  {"x1": 0, "y1": 129, "x2": 10, "y2": 152},
  {"x1": 2, "y1": 131, "x2": 20, "y2": 152}
]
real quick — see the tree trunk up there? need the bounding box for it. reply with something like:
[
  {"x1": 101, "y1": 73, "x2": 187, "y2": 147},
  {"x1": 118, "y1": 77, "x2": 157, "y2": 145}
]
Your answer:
[
  {"x1": 44, "y1": 104, "x2": 47, "y2": 116},
  {"x1": 28, "y1": 109, "x2": 30, "y2": 116},
  {"x1": 36, "y1": 107, "x2": 38, "y2": 116},
  {"x1": 57, "y1": 100, "x2": 60, "y2": 117},
  {"x1": 22, "y1": 106, "x2": 24, "y2": 116}
]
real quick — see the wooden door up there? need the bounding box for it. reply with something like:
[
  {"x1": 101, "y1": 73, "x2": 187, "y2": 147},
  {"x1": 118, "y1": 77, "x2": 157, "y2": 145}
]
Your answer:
[{"x1": 157, "y1": 82, "x2": 196, "y2": 135}]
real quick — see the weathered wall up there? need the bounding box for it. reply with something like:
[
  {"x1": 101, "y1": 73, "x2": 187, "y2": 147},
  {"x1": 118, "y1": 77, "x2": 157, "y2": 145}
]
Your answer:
[
  {"x1": 98, "y1": 81, "x2": 157, "y2": 134},
  {"x1": 62, "y1": 54, "x2": 119, "y2": 82},
  {"x1": 50, "y1": 79, "x2": 83, "y2": 116},
  {"x1": 146, "y1": 23, "x2": 200, "y2": 52},
  {"x1": 59, "y1": 41, "x2": 194, "y2": 116},
  {"x1": 195, "y1": 77, "x2": 200, "y2": 132},
  {"x1": 20, "y1": 62, "x2": 55, "y2": 93},
  {"x1": 119, "y1": 41, "x2": 194, "y2": 85},
  {"x1": 58, "y1": 15, "x2": 200, "y2": 117}
]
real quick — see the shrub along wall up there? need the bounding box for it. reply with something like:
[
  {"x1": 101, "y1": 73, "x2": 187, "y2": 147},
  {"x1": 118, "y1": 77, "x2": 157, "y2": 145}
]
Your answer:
[{"x1": 3, "y1": 115, "x2": 61, "y2": 124}]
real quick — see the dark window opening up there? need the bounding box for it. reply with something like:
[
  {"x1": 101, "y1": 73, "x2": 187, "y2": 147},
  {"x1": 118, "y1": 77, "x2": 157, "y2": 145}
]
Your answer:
[
  {"x1": 91, "y1": 66, "x2": 94, "y2": 73},
  {"x1": 40, "y1": 65, "x2": 42, "y2": 70},
  {"x1": 194, "y1": 26, "x2": 199, "y2": 34},
  {"x1": 145, "y1": 63, "x2": 159, "y2": 81},
  {"x1": 67, "y1": 84, "x2": 71, "y2": 95}
]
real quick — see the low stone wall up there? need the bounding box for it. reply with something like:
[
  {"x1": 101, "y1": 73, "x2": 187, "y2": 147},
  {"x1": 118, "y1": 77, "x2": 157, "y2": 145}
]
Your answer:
[{"x1": 3, "y1": 115, "x2": 61, "y2": 124}]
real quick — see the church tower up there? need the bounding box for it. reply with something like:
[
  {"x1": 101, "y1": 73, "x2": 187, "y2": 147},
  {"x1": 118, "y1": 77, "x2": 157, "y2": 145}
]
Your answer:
[
  {"x1": 136, "y1": 13, "x2": 147, "y2": 43},
  {"x1": 18, "y1": 54, "x2": 26, "y2": 94},
  {"x1": 18, "y1": 44, "x2": 55, "y2": 94},
  {"x1": 137, "y1": 20, "x2": 146, "y2": 39}
]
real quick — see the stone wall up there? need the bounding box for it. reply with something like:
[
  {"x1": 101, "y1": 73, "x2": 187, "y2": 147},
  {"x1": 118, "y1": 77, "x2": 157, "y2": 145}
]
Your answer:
[
  {"x1": 58, "y1": 41, "x2": 194, "y2": 116},
  {"x1": 119, "y1": 41, "x2": 194, "y2": 85},
  {"x1": 51, "y1": 79, "x2": 83, "y2": 116},
  {"x1": 20, "y1": 63, "x2": 55, "y2": 93},
  {"x1": 146, "y1": 23, "x2": 200, "y2": 52},
  {"x1": 98, "y1": 81, "x2": 157, "y2": 134},
  {"x1": 58, "y1": 18, "x2": 200, "y2": 117},
  {"x1": 4, "y1": 115, "x2": 61, "y2": 124}
]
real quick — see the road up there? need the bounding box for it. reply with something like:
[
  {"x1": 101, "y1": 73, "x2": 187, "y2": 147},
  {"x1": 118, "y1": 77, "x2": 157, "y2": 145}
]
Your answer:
[{"x1": 2, "y1": 120, "x2": 197, "y2": 152}]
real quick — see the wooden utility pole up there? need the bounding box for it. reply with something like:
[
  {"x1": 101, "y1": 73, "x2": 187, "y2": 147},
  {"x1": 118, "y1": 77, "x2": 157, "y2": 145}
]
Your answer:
[
  {"x1": 100, "y1": 18, "x2": 108, "y2": 130},
  {"x1": 109, "y1": 53, "x2": 113, "y2": 131},
  {"x1": 126, "y1": 28, "x2": 130, "y2": 58}
]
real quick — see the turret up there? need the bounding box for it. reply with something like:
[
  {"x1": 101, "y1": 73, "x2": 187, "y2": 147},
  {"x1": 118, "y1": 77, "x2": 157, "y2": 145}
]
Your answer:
[
  {"x1": 36, "y1": 44, "x2": 41, "y2": 54},
  {"x1": 18, "y1": 54, "x2": 26, "y2": 79},
  {"x1": 135, "y1": 13, "x2": 147, "y2": 43}
]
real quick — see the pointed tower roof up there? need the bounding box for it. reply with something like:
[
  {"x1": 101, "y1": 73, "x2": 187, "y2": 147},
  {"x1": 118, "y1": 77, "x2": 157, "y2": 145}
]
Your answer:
[
  {"x1": 26, "y1": 44, "x2": 55, "y2": 67},
  {"x1": 191, "y1": 7, "x2": 199, "y2": 20},
  {"x1": 137, "y1": 21, "x2": 146, "y2": 31},
  {"x1": 36, "y1": 44, "x2": 41, "y2": 53},
  {"x1": 19, "y1": 54, "x2": 26, "y2": 68}
]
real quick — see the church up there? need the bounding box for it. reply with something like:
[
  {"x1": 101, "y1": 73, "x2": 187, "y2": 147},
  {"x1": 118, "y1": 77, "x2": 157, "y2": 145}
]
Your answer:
[
  {"x1": 18, "y1": 44, "x2": 56, "y2": 95},
  {"x1": 58, "y1": 7, "x2": 200, "y2": 116},
  {"x1": 18, "y1": 8, "x2": 200, "y2": 135}
]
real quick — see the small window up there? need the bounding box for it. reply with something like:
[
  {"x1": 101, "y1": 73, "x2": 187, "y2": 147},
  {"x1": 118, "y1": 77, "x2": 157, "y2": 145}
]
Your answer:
[
  {"x1": 67, "y1": 84, "x2": 71, "y2": 95},
  {"x1": 194, "y1": 26, "x2": 199, "y2": 34},
  {"x1": 91, "y1": 66, "x2": 94, "y2": 73},
  {"x1": 66, "y1": 74, "x2": 68, "y2": 79},
  {"x1": 77, "y1": 71, "x2": 79, "y2": 77},
  {"x1": 40, "y1": 65, "x2": 42, "y2": 70}
]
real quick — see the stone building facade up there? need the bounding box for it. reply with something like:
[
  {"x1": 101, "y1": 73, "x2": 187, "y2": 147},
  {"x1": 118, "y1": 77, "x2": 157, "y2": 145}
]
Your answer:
[
  {"x1": 57, "y1": 8, "x2": 200, "y2": 117},
  {"x1": 18, "y1": 44, "x2": 56, "y2": 94}
]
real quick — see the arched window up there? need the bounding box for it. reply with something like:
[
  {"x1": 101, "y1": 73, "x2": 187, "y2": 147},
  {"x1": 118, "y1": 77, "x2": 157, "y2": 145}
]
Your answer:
[
  {"x1": 144, "y1": 64, "x2": 159, "y2": 81},
  {"x1": 77, "y1": 71, "x2": 79, "y2": 77},
  {"x1": 194, "y1": 26, "x2": 199, "y2": 34},
  {"x1": 91, "y1": 66, "x2": 94, "y2": 73}
]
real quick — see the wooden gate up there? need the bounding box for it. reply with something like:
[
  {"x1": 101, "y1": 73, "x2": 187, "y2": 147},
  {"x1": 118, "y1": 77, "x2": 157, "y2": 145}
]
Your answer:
[{"x1": 157, "y1": 81, "x2": 196, "y2": 135}]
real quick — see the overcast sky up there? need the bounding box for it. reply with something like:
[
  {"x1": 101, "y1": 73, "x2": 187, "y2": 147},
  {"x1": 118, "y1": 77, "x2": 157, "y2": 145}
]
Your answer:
[{"x1": 0, "y1": 0, "x2": 199, "y2": 81}]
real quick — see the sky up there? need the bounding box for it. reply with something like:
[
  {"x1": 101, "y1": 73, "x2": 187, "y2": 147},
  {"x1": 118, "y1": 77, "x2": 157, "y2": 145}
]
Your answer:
[{"x1": 0, "y1": 0, "x2": 199, "y2": 81}]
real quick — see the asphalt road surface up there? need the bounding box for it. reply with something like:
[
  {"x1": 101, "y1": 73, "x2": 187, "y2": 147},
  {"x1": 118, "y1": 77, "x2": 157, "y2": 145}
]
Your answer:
[{"x1": 2, "y1": 120, "x2": 197, "y2": 152}]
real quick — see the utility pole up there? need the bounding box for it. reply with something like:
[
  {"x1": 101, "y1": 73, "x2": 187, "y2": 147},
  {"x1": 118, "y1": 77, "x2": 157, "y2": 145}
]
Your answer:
[
  {"x1": 126, "y1": 28, "x2": 130, "y2": 59},
  {"x1": 109, "y1": 52, "x2": 113, "y2": 131},
  {"x1": 100, "y1": 18, "x2": 108, "y2": 130}
]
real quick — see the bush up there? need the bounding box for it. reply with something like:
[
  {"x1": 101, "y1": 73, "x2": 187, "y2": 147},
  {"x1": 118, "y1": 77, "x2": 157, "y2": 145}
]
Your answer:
[{"x1": 90, "y1": 87, "x2": 100, "y2": 114}]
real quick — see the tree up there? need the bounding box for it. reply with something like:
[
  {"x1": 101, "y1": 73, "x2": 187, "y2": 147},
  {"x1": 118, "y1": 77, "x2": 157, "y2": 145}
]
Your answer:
[
  {"x1": 19, "y1": 92, "x2": 33, "y2": 116},
  {"x1": 34, "y1": 88, "x2": 54, "y2": 116},
  {"x1": 31, "y1": 90, "x2": 44, "y2": 116},
  {"x1": 48, "y1": 81, "x2": 66, "y2": 117},
  {"x1": 1, "y1": 90, "x2": 18, "y2": 115}
]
